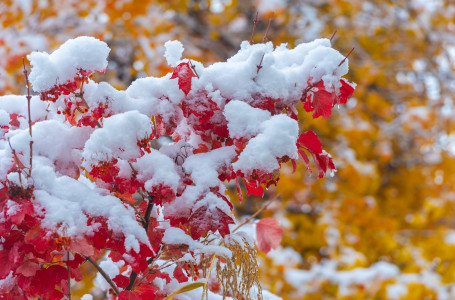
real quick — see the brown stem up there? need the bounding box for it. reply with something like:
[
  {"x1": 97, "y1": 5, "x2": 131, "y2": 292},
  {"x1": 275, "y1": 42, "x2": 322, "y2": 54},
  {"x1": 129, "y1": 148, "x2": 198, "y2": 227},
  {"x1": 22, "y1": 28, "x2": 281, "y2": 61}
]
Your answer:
[
  {"x1": 330, "y1": 30, "x2": 338, "y2": 42},
  {"x1": 84, "y1": 256, "x2": 119, "y2": 295},
  {"x1": 125, "y1": 195, "x2": 155, "y2": 291},
  {"x1": 233, "y1": 196, "x2": 279, "y2": 233},
  {"x1": 338, "y1": 47, "x2": 355, "y2": 67},
  {"x1": 188, "y1": 60, "x2": 199, "y2": 79},
  {"x1": 262, "y1": 14, "x2": 273, "y2": 43},
  {"x1": 256, "y1": 54, "x2": 265, "y2": 74},
  {"x1": 7, "y1": 138, "x2": 24, "y2": 187},
  {"x1": 22, "y1": 58, "x2": 33, "y2": 177},
  {"x1": 249, "y1": 12, "x2": 259, "y2": 45},
  {"x1": 67, "y1": 252, "x2": 71, "y2": 300}
]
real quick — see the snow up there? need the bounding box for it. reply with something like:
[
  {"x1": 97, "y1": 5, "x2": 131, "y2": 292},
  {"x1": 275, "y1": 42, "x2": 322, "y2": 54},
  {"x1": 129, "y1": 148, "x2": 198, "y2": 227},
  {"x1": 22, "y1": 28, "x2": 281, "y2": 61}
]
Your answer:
[
  {"x1": 32, "y1": 164, "x2": 149, "y2": 252},
  {"x1": 223, "y1": 100, "x2": 271, "y2": 139},
  {"x1": 134, "y1": 149, "x2": 180, "y2": 192},
  {"x1": 164, "y1": 40, "x2": 184, "y2": 67},
  {"x1": 82, "y1": 110, "x2": 153, "y2": 167},
  {"x1": 0, "y1": 95, "x2": 48, "y2": 123},
  {"x1": 233, "y1": 114, "x2": 299, "y2": 175},
  {"x1": 183, "y1": 146, "x2": 236, "y2": 188},
  {"x1": 28, "y1": 36, "x2": 110, "y2": 92},
  {"x1": 0, "y1": 34, "x2": 354, "y2": 299},
  {"x1": 5, "y1": 200, "x2": 20, "y2": 216}
]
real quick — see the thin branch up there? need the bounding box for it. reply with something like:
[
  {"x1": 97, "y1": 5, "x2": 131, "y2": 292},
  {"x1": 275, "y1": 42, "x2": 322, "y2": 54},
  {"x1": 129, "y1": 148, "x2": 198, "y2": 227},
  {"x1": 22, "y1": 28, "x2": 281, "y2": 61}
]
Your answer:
[
  {"x1": 7, "y1": 138, "x2": 24, "y2": 187},
  {"x1": 67, "y1": 252, "x2": 71, "y2": 300},
  {"x1": 233, "y1": 196, "x2": 279, "y2": 233},
  {"x1": 22, "y1": 58, "x2": 33, "y2": 177},
  {"x1": 84, "y1": 256, "x2": 119, "y2": 295},
  {"x1": 330, "y1": 30, "x2": 338, "y2": 42},
  {"x1": 249, "y1": 12, "x2": 259, "y2": 45},
  {"x1": 338, "y1": 47, "x2": 355, "y2": 67},
  {"x1": 262, "y1": 14, "x2": 274, "y2": 43},
  {"x1": 189, "y1": 60, "x2": 199, "y2": 79},
  {"x1": 125, "y1": 195, "x2": 155, "y2": 291}
]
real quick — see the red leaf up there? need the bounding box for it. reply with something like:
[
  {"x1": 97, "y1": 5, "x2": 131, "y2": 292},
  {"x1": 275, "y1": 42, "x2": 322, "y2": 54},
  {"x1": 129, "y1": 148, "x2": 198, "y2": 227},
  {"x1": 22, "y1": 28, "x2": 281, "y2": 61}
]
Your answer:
[
  {"x1": 65, "y1": 253, "x2": 85, "y2": 269},
  {"x1": 16, "y1": 261, "x2": 40, "y2": 277},
  {"x1": 298, "y1": 149, "x2": 312, "y2": 174},
  {"x1": 189, "y1": 206, "x2": 235, "y2": 240},
  {"x1": 68, "y1": 238, "x2": 94, "y2": 256},
  {"x1": 313, "y1": 151, "x2": 336, "y2": 179},
  {"x1": 304, "y1": 81, "x2": 334, "y2": 119},
  {"x1": 170, "y1": 62, "x2": 197, "y2": 96},
  {"x1": 338, "y1": 79, "x2": 355, "y2": 104},
  {"x1": 118, "y1": 290, "x2": 139, "y2": 300},
  {"x1": 244, "y1": 179, "x2": 264, "y2": 197},
  {"x1": 8, "y1": 200, "x2": 34, "y2": 225},
  {"x1": 0, "y1": 251, "x2": 14, "y2": 279},
  {"x1": 113, "y1": 274, "x2": 130, "y2": 289},
  {"x1": 297, "y1": 130, "x2": 322, "y2": 154},
  {"x1": 9, "y1": 113, "x2": 22, "y2": 128},
  {"x1": 256, "y1": 218, "x2": 283, "y2": 253},
  {"x1": 291, "y1": 159, "x2": 297, "y2": 173},
  {"x1": 173, "y1": 265, "x2": 188, "y2": 283}
]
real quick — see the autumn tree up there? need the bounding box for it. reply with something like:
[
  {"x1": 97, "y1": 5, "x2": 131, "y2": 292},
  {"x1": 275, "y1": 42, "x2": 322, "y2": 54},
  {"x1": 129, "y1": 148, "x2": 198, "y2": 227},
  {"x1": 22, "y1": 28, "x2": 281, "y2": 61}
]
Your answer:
[{"x1": 0, "y1": 10, "x2": 355, "y2": 298}]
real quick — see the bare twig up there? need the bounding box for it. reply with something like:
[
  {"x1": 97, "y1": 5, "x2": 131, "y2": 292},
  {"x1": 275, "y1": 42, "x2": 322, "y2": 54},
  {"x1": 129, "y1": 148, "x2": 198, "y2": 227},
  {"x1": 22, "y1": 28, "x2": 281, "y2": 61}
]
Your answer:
[
  {"x1": 84, "y1": 256, "x2": 119, "y2": 295},
  {"x1": 262, "y1": 14, "x2": 273, "y2": 43},
  {"x1": 330, "y1": 30, "x2": 338, "y2": 42},
  {"x1": 249, "y1": 12, "x2": 259, "y2": 45},
  {"x1": 22, "y1": 58, "x2": 33, "y2": 177},
  {"x1": 189, "y1": 60, "x2": 199, "y2": 79},
  {"x1": 338, "y1": 47, "x2": 355, "y2": 67},
  {"x1": 256, "y1": 54, "x2": 265, "y2": 74},
  {"x1": 7, "y1": 138, "x2": 24, "y2": 187},
  {"x1": 125, "y1": 195, "x2": 155, "y2": 291},
  {"x1": 233, "y1": 196, "x2": 279, "y2": 233},
  {"x1": 67, "y1": 252, "x2": 71, "y2": 300}
]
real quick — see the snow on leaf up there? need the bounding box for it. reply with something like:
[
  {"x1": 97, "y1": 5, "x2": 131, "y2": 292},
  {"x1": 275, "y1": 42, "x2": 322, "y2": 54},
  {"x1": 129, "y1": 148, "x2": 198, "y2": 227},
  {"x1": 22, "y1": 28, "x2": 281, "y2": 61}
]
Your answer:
[
  {"x1": 190, "y1": 205, "x2": 235, "y2": 240},
  {"x1": 170, "y1": 62, "x2": 196, "y2": 96},
  {"x1": 256, "y1": 217, "x2": 284, "y2": 253}
]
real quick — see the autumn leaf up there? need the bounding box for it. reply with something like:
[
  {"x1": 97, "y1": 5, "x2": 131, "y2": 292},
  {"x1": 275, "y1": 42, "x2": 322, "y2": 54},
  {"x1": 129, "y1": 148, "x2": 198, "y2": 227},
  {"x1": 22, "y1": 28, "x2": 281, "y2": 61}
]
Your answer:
[
  {"x1": 297, "y1": 130, "x2": 322, "y2": 154},
  {"x1": 304, "y1": 81, "x2": 334, "y2": 119},
  {"x1": 189, "y1": 206, "x2": 235, "y2": 239},
  {"x1": 244, "y1": 179, "x2": 264, "y2": 197},
  {"x1": 170, "y1": 62, "x2": 197, "y2": 96},
  {"x1": 256, "y1": 218, "x2": 283, "y2": 253}
]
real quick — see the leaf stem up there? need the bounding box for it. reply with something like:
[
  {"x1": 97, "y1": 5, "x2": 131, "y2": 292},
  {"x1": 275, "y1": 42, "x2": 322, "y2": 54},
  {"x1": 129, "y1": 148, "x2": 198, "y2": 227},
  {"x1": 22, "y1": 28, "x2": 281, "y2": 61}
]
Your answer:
[{"x1": 84, "y1": 256, "x2": 119, "y2": 295}]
